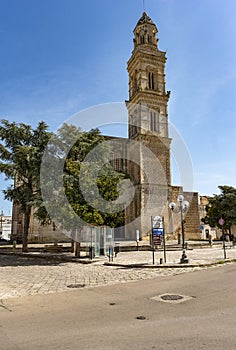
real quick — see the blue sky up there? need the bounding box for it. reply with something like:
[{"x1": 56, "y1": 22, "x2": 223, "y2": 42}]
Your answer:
[{"x1": 0, "y1": 0, "x2": 236, "y2": 214}]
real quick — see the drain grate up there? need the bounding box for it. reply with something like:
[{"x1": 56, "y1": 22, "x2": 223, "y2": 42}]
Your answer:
[
  {"x1": 151, "y1": 293, "x2": 193, "y2": 304},
  {"x1": 67, "y1": 283, "x2": 85, "y2": 289}
]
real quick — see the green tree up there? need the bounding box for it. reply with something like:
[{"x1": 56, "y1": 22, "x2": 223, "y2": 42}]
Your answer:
[
  {"x1": 37, "y1": 124, "x2": 126, "y2": 234},
  {"x1": 0, "y1": 120, "x2": 51, "y2": 251},
  {"x1": 202, "y1": 185, "x2": 236, "y2": 233}
]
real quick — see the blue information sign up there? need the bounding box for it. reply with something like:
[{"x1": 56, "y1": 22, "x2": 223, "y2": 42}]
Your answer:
[
  {"x1": 153, "y1": 228, "x2": 164, "y2": 236},
  {"x1": 152, "y1": 228, "x2": 164, "y2": 246}
]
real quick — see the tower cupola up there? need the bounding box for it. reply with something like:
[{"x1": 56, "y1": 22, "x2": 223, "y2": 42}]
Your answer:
[{"x1": 133, "y1": 12, "x2": 158, "y2": 48}]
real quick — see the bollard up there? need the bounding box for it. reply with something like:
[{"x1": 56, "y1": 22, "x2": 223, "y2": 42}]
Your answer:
[
  {"x1": 109, "y1": 245, "x2": 114, "y2": 262},
  {"x1": 160, "y1": 258, "x2": 163, "y2": 264},
  {"x1": 114, "y1": 243, "x2": 120, "y2": 257},
  {"x1": 13, "y1": 240, "x2": 17, "y2": 252},
  {"x1": 89, "y1": 246, "x2": 94, "y2": 260}
]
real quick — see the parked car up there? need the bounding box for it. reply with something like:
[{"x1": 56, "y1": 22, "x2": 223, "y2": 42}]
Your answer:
[{"x1": 0, "y1": 237, "x2": 10, "y2": 244}]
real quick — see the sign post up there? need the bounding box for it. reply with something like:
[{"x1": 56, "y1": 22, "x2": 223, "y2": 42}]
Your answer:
[
  {"x1": 89, "y1": 224, "x2": 94, "y2": 260},
  {"x1": 136, "y1": 230, "x2": 140, "y2": 251},
  {"x1": 219, "y1": 218, "x2": 226, "y2": 259},
  {"x1": 151, "y1": 216, "x2": 166, "y2": 264},
  {"x1": 162, "y1": 216, "x2": 167, "y2": 263}
]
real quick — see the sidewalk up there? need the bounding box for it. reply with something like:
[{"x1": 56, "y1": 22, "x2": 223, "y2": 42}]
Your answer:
[
  {"x1": 1, "y1": 244, "x2": 236, "y2": 300},
  {"x1": 1, "y1": 242, "x2": 236, "y2": 268},
  {"x1": 105, "y1": 246, "x2": 236, "y2": 268}
]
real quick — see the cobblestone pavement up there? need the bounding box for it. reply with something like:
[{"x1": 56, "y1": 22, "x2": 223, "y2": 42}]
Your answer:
[
  {"x1": 0, "y1": 254, "x2": 202, "y2": 300},
  {"x1": 1, "y1": 246, "x2": 235, "y2": 300}
]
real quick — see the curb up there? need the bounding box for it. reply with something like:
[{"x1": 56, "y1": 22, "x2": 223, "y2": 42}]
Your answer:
[
  {"x1": 104, "y1": 258, "x2": 236, "y2": 269},
  {"x1": 1, "y1": 251, "x2": 236, "y2": 269}
]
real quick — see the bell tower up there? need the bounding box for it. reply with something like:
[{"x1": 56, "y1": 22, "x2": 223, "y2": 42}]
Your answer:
[{"x1": 125, "y1": 12, "x2": 172, "y2": 238}]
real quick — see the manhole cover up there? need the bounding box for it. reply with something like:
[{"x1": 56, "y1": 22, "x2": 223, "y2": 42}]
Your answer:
[
  {"x1": 151, "y1": 293, "x2": 193, "y2": 304},
  {"x1": 161, "y1": 294, "x2": 183, "y2": 301},
  {"x1": 136, "y1": 316, "x2": 146, "y2": 320},
  {"x1": 67, "y1": 284, "x2": 85, "y2": 289}
]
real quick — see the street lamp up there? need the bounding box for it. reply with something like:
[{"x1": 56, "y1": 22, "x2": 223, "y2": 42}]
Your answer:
[
  {"x1": 169, "y1": 194, "x2": 189, "y2": 264},
  {"x1": 0, "y1": 210, "x2": 3, "y2": 238}
]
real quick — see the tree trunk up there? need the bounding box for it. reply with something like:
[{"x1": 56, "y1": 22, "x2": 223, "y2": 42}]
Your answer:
[
  {"x1": 71, "y1": 227, "x2": 80, "y2": 257},
  {"x1": 22, "y1": 206, "x2": 31, "y2": 252},
  {"x1": 75, "y1": 242, "x2": 81, "y2": 258},
  {"x1": 71, "y1": 239, "x2": 74, "y2": 253}
]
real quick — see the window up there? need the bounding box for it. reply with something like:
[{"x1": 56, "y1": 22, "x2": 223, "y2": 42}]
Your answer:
[
  {"x1": 130, "y1": 123, "x2": 138, "y2": 137},
  {"x1": 148, "y1": 72, "x2": 155, "y2": 90},
  {"x1": 148, "y1": 35, "x2": 153, "y2": 44},
  {"x1": 140, "y1": 35, "x2": 145, "y2": 44},
  {"x1": 150, "y1": 112, "x2": 159, "y2": 132},
  {"x1": 111, "y1": 150, "x2": 122, "y2": 172},
  {"x1": 133, "y1": 75, "x2": 137, "y2": 93}
]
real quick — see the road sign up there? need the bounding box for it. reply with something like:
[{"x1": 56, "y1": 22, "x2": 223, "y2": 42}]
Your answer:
[
  {"x1": 218, "y1": 218, "x2": 225, "y2": 226},
  {"x1": 152, "y1": 228, "x2": 164, "y2": 246}
]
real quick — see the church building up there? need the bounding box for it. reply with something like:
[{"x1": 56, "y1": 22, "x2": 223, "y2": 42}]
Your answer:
[{"x1": 11, "y1": 12, "x2": 201, "y2": 243}]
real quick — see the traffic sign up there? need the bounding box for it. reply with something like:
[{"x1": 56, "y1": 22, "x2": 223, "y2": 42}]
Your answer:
[{"x1": 218, "y1": 218, "x2": 225, "y2": 226}]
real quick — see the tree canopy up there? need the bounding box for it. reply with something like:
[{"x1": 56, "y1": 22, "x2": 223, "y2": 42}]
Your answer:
[
  {"x1": 0, "y1": 119, "x2": 51, "y2": 250},
  {"x1": 0, "y1": 121, "x2": 127, "y2": 248},
  {"x1": 37, "y1": 124, "x2": 126, "y2": 232},
  {"x1": 202, "y1": 185, "x2": 236, "y2": 233}
]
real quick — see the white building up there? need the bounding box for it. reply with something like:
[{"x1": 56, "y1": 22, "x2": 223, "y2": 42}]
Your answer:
[{"x1": 0, "y1": 214, "x2": 12, "y2": 241}]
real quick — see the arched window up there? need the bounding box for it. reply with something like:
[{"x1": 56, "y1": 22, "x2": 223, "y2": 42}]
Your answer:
[
  {"x1": 148, "y1": 35, "x2": 153, "y2": 44},
  {"x1": 148, "y1": 72, "x2": 155, "y2": 90},
  {"x1": 140, "y1": 35, "x2": 145, "y2": 44}
]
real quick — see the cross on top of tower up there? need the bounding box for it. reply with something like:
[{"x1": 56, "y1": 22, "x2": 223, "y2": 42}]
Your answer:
[{"x1": 143, "y1": 0, "x2": 146, "y2": 12}]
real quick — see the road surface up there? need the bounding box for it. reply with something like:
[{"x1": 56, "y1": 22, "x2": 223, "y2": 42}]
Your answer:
[{"x1": 0, "y1": 263, "x2": 236, "y2": 349}]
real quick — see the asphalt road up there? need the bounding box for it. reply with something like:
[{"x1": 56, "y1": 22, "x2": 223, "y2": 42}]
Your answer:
[{"x1": 1, "y1": 263, "x2": 236, "y2": 350}]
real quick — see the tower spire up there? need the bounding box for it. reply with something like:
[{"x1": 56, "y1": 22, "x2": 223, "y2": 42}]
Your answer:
[{"x1": 143, "y1": 0, "x2": 146, "y2": 12}]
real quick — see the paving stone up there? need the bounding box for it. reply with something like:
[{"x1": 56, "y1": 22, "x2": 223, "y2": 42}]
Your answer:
[{"x1": 0, "y1": 247, "x2": 236, "y2": 300}]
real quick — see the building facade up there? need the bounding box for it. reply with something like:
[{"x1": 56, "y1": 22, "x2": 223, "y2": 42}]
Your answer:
[{"x1": 0, "y1": 212, "x2": 12, "y2": 241}]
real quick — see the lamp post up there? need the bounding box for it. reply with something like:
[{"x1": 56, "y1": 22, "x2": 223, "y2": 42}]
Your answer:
[
  {"x1": 0, "y1": 210, "x2": 3, "y2": 238},
  {"x1": 169, "y1": 194, "x2": 189, "y2": 264}
]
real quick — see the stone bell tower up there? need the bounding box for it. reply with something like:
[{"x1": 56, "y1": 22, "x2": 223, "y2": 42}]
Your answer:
[{"x1": 125, "y1": 12, "x2": 172, "y2": 238}]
